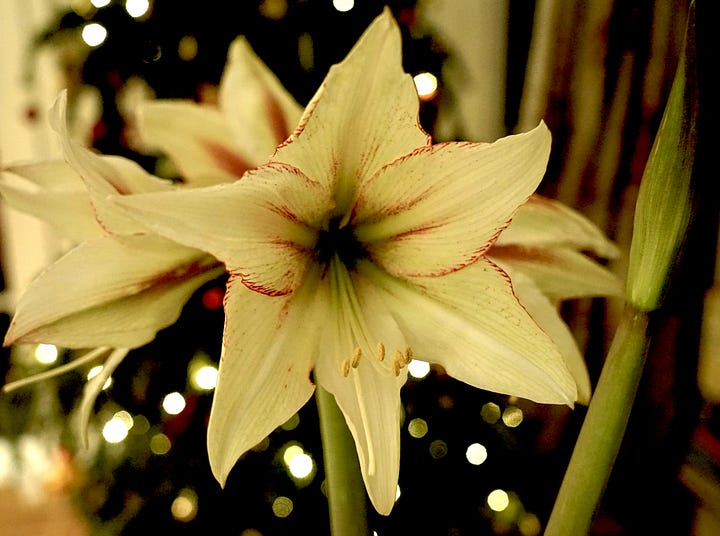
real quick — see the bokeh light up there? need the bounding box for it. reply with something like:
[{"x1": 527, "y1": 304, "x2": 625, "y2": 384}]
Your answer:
[
  {"x1": 487, "y1": 488, "x2": 510, "y2": 512},
  {"x1": 280, "y1": 413, "x2": 300, "y2": 431},
  {"x1": 283, "y1": 444, "x2": 314, "y2": 479},
  {"x1": 408, "y1": 417, "x2": 428, "y2": 438},
  {"x1": 171, "y1": 487, "x2": 198, "y2": 522},
  {"x1": 288, "y1": 452, "x2": 313, "y2": 479},
  {"x1": 125, "y1": 0, "x2": 150, "y2": 18},
  {"x1": 429, "y1": 439, "x2": 448, "y2": 459},
  {"x1": 193, "y1": 365, "x2": 218, "y2": 390},
  {"x1": 87, "y1": 365, "x2": 112, "y2": 390},
  {"x1": 502, "y1": 406, "x2": 523, "y2": 427},
  {"x1": 465, "y1": 442, "x2": 488, "y2": 465},
  {"x1": 518, "y1": 512, "x2": 542, "y2": 536},
  {"x1": 162, "y1": 392, "x2": 186, "y2": 415},
  {"x1": 332, "y1": 0, "x2": 354, "y2": 12},
  {"x1": 413, "y1": 72, "x2": 438, "y2": 100},
  {"x1": 272, "y1": 496, "x2": 293, "y2": 518},
  {"x1": 103, "y1": 414, "x2": 130, "y2": 443},
  {"x1": 408, "y1": 359, "x2": 431, "y2": 379},
  {"x1": 81, "y1": 23, "x2": 107, "y2": 47},
  {"x1": 481, "y1": 402, "x2": 501, "y2": 424},
  {"x1": 150, "y1": 433, "x2": 171, "y2": 455},
  {"x1": 34, "y1": 344, "x2": 58, "y2": 364}
]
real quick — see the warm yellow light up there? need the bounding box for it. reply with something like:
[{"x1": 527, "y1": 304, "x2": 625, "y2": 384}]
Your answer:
[
  {"x1": 171, "y1": 488, "x2": 198, "y2": 522},
  {"x1": 481, "y1": 402, "x2": 501, "y2": 424},
  {"x1": 283, "y1": 444, "x2": 304, "y2": 466},
  {"x1": 34, "y1": 344, "x2": 58, "y2": 364},
  {"x1": 102, "y1": 416, "x2": 129, "y2": 443},
  {"x1": 125, "y1": 0, "x2": 149, "y2": 18},
  {"x1": 87, "y1": 365, "x2": 112, "y2": 390},
  {"x1": 408, "y1": 359, "x2": 430, "y2": 379},
  {"x1": 272, "y1": 496, "x2": 293, "y2": 518},
  {"x1": 162, "y1": 392, "x2": 186, "y2": 415},
  {"x1": 90, "y1": 0, "x2": 111, "y2": 7},
  {"x1": 502, "y1": 406, "x2": 523, "y2": 427},
  {"x1": 518, "y1": 512, "x2": 542, "y2": 536},
  {"x1": 487, "y1": 489, "x2": 510, "y2": 512},
  {"x1": 150, "y1": 433, "x2": 171, "y2": 455},
  {"x1": 281, "y1": 413, "x2": 300, "y2": 431},
  {"x1": 130, "y1": 415, "x2": 150, "y2": 435},
  {"x1": 114, "y1": 410, "x2": 134, "y2": 430},
  {"x1": 194, "y1": 365, "x2": 218, "y2": 390},
  {"x1": 408, "y1": 418, "x2": 428, "y2": 438},
  {"x1": 332, "y1": 0, "x2": 354, "y2": 12},
  {"x1": 429, "y1": 439, "x2": 448, "y2": 459},
  {"x1": 288, "y1": 452, "x2": 313, "y2": 479},
  {"x1": 465, "y1": 442, "x2": 488, "y2": 465},
  {"x1": 178, "y1": 35, "x2": 198, "y2": 62},
  {"x1": 413, "y1": 72, "x2": 438, "y2": 100},
  {"x1": 81, "y1": 23, "x2": 107, "y2": 47}
]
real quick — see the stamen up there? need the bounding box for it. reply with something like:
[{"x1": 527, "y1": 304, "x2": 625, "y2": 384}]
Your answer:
[
  {"x1": 340, "y1": 358, "x2": 351, "y2": 377},
  {"x1": 391, "y1": 349, "x2": 407, "y2": 377},
  {"x1": 351, "y1": 346, "x2": 362, "y2": 368},
  {"x1": 376, "y1": 342, "x2": 386, "y2": 362},
  {"x1": 404, "y1": 345, "x2": 413, "y2": 364}
]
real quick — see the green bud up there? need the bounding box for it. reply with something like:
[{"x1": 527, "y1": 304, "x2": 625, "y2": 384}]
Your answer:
[{"x1": 626, "y1": 4, "x2": 698, "y2": 312}]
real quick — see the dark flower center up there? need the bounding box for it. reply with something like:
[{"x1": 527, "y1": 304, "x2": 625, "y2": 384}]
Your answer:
[{"x1": 315, "y1": 216, "x2": 367, "y2": 270}]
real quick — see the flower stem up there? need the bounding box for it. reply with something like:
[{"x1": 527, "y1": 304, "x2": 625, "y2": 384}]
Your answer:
[
  {"x1": 544, "y1": 307, "x2": 650, "y2": 535},
  {"x1": 315, "y1": 384, "x2": 370, "y2": 536}
]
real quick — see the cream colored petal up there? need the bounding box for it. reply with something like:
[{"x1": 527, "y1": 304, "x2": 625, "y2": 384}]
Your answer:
[
  {"x1": 314, "y1": 258, "x2": 406, "y2": 514},
  {"x1": 207, "y1": 273, "x2": 322, "y2": 485},
  {"x1": 136, "y1": 100, "x2": 252, "y2": 186},
  {"x1": 499, "y1": 266, "x2": 592, "y2": 404},
  {"x1": 115, "y1": 163, "x2": 332, "y2": 295},
  {"x1": 362, "y1": 259, "x2": 577, "y2": 405},
  {"x1": 354, "y1": 123, "x2": 551, "y2": 278},
  {"x1": 0, "y1": 162, "x2": 101, "y2": 242},
  {"x1": 496, "y1": 195, "x2": 620, "y2": 259},
  {"x1": 49, "y1": 92, "x2": 175, "y2": 235},
  {"x1": 272, "y1": 7, "x2": 429, "y2": 212},
  {"x1": 489, "y1": 245, "x2": 623, "y2": 301},
  {"x1": 219, "y1": 36, "x2": 303, "y2": 158},
  {"x1": 4, "y1": 234, "x2": 223, "y2": 349}
]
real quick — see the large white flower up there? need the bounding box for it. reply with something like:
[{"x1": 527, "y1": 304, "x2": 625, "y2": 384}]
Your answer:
[
  {"x1": 135, "y1": 36, "x2": 302, "y2": 186},
  {"x1": 0, "y1": 36, "x2": 303, "y2": 434},
  {"x1": 114, "y1": 9, "x2": 584, "y2": 514},
  {"x1": 0, "y1": 35, "x2": 302, "y2": 350}
]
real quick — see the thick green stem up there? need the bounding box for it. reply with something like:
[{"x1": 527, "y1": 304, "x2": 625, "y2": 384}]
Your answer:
[
  {"x1": 544, "y1": 307, "x2": 650, "y2": 536},
  {"x1": 315, "y1": 385, "x2": 370, "y2": 536}
]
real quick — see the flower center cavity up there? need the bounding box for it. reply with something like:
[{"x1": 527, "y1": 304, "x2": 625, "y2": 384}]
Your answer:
[{"x1": 315, "y1": 216, "x2": 367, "y2": 270}]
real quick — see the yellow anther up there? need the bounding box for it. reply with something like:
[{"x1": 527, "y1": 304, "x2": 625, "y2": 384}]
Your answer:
[
  {"x1": 376, "y1": 342, "x2": 385, "y2": 362},
  {"x1": 404, "y1": 345, "x2": 413, "y2": 364},
  {"x1": 391, "y1": 349, "x2": 408, "y2": 377},
  {"x1": 340, "y1": 358, "x2": 351, "y2": 377},
  {"x1": 351, "y1": 347, "x2": 362, "y2": 368}
]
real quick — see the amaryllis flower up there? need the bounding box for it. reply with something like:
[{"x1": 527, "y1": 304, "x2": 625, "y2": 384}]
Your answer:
[
  {"x1": 0, "y1": 95, "x2": 224, "y2": 351},
  {"x1": 0, "y1": 35, "x2": 302, "y2": 351},
  {"x1": 0, "y1": 36, "x2": 301, "y2": 429},
  {"x1": 114, "y1": 9, "x2": 582, "y2": 514},
  {"x1": 134, "y1": 36, "x2": 302, "y2": 186}
]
